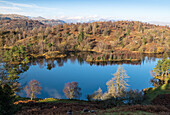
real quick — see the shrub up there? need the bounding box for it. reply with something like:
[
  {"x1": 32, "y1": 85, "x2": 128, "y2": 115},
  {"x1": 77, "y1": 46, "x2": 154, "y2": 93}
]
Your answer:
[{"x1": 121, "y1": 89, "x2": 145, "y2": 105}]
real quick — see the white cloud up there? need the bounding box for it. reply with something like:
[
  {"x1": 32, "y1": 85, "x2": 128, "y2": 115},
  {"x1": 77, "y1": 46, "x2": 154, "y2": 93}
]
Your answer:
[
  {"x1": 0, "y1": 0, "x2": 60, "y2": 10},
  {"x1": 0, "y1": 6, "x2": 21, "y2": 10},
  {"x1": 0, "y1": 0, "x2": 63, "y2": 17},
  {"x1": 0, "y1": 0, "x2": 36, "y2": 8}
]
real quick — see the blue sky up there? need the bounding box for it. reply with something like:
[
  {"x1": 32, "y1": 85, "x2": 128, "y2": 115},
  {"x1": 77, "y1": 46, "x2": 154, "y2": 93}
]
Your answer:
[{"x1": 0, "y1": 0, "x2": 170, "y2": 22}]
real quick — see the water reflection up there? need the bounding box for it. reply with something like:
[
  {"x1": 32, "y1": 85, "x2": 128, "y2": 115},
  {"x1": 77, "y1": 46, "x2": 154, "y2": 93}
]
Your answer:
[
  {"x1": 27, "y1": 52, "x2": 164, "y2": 70},
  {"x1": 1, "y1": 51, "x2": 168, "y2": 99}
]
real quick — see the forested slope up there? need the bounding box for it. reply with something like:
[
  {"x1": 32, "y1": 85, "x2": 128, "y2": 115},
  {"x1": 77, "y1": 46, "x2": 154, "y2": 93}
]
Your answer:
[{"x1": 0, "y1": 19, "x2": 170, "y2": 62}]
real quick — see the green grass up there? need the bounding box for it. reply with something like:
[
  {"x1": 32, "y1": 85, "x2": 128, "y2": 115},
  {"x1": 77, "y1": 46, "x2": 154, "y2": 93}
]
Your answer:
[
  {"x1": 38, "y1": 98, "x2": 59, "y2": 102},
  {"x1": 38, "y1": 98, "x2": 89, "y2": 104},
  {"x1": 145, "y1": 83, "x2": 170, "y2": 101}
]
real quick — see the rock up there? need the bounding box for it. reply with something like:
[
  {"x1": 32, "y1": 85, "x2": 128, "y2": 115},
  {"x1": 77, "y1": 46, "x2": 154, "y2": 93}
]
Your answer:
[
  {"x1": 90, "y1": 110, "x2": 95, "y2": 113},
  {"x1": 83, "y1": 108, "x2": 89, "y2": 112},
  {"x1": 67, "y1": 110, "x2": 72, "y2": 114}
]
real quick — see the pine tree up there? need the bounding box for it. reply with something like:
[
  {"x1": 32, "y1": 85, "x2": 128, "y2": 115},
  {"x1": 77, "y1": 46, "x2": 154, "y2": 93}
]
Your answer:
[{"x1": 152, "y1": 59, "x2": 170, "y2": 84}]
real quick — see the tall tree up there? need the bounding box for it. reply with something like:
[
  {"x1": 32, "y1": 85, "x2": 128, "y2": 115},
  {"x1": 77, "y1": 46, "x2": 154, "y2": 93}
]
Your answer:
[
  {"x1": 152, "y1": 59, "x2": 170, "y2": 84},
  {"x1": 92, "y1": 23, "x2": 97, "y2": 35},
  {"x1": 24, "y1": 80, "x2": 42, "y2": 100},
  {"x1": 106, "y1": 65, "x2": 129, "y2": 97},
  {"x1": 63, "y1": 82, "x2": 81, "y2": 99}
]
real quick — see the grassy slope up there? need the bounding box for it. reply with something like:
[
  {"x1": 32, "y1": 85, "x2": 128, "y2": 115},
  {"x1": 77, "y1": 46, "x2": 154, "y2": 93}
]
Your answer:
[
  {"x1": 145, "y1": 83, "x2": 170, "y2": 101},
  {"x1": 38, "y1": 98, "x2": 89, "y2": 104}
]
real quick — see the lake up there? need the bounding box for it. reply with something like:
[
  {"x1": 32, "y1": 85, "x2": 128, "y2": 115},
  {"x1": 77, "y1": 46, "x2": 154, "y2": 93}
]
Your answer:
[{"x1": 17, "y1": 54, "x2": 162, "y2": 100}]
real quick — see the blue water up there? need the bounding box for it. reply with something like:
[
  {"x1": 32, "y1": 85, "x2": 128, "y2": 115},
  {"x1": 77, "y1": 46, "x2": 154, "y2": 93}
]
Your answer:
[{"x1": 19, "y1": 57, "x2": 161, "y2": 99}]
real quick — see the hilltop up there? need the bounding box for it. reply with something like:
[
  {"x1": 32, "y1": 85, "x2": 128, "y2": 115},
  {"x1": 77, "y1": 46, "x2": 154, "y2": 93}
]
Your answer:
[
  {"x1": 0, "y1": 14, "x2": 28, "y2": 20},
  {"x1": 0, "y1": 14, "x2": 65, "y2": 26}
]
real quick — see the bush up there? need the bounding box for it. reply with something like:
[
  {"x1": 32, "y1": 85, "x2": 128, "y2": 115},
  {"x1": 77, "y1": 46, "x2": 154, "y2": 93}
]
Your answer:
[
  {"x1": 102, "y1": 97, "x2": 124, "y2": 108},
  {"x1": 121, "y1": 89, "x2": 145, "y2": 105},
  {"x1": 100, "y1": 89, "x2": 145, "y2": 108}
]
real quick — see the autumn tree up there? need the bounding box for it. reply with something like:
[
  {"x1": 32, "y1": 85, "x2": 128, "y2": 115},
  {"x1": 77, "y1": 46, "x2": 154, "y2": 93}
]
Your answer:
[
  {"x1": 24, "y1": 80, "x2": 42, "y2": 100},
  {"x1": 105, "y1": 65, "x2": 129, "y2": 98},
  {"x1": 78, "y1": 25, "x2": 83, "y2": 33},
  {"x1": 78, "y1": 32, "x2": 84, "y2": 43},
  {"x1": 92, "y1": 23, "x2": 97, "y2": 35},
  {"x1": 87, "y1": 87, "x2": 103, "y2": 101},
  {"x1": 84, "y1": 26, "x2": 90, "y2": 34},
  {"x1": 63, "y1": 82, "x2": 81, "y2": 99},
  {"x1": 103, "y1": 28, "x2": 110, "y2": 36}
]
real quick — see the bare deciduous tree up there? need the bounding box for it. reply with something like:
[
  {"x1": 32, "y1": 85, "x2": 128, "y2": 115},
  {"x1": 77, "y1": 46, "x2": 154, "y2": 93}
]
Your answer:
[
  {"x1": 63, "y1": 82, "x2": 81, "y2": 99},
  {"x1": 105, "y1": 65, "x2": 129, "y2": 98},
  {"x1": 24, "y1": 80, "x2": 42, "y2": 100}
]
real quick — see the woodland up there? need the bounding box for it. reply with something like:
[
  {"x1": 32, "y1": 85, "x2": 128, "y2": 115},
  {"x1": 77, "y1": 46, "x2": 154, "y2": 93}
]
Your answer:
[{"x1": 0, "y1": 19, "x2": 170, "y2": 64}]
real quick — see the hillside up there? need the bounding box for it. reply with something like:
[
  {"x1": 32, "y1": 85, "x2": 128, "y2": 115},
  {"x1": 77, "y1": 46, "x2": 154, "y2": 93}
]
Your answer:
[
  {"x1": 144, "y1": 83, "x2": 170, "y2": 101},
  {"x1": 0, "y1": 19, "x2": 170, "y2": 62},
  {"x1": 13, "y1": 97, "x2": 170, "y2": 114},
  {"x1": 0, "y1": 19, "x2": 45, "y2": 30}
]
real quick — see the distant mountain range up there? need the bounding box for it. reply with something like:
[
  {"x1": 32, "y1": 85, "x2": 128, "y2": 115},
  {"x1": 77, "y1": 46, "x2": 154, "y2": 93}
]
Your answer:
[
  {"x1": 0, "y1": 14, "x2": 65, "y2": 26},
  {"x1": 0, "y1": 14, "x2": 170, "y2": 26},
  {"x1": 148, "y1": 21, "x2": 170, "y2": 26},
  {"x1": 60, "y1": 18, "x2": 115, "y2": 23}
]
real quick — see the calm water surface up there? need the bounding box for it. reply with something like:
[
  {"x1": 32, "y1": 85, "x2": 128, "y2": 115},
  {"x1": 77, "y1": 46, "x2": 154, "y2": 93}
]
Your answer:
[{"x1": 19, "y1": 56, "x2": 161, "y2": 99}]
